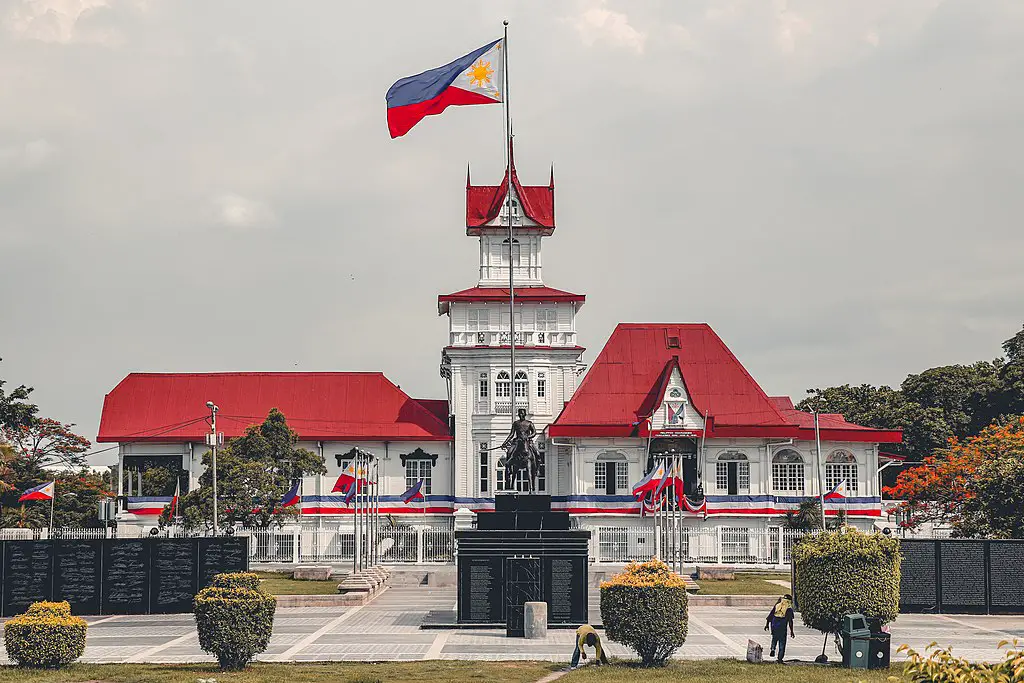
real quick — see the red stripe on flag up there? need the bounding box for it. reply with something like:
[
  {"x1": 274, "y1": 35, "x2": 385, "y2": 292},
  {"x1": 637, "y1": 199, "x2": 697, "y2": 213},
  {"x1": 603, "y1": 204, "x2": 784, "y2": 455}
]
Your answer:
[{"x1": 387, "y1": 87, "x2": 498, "y2": 138}]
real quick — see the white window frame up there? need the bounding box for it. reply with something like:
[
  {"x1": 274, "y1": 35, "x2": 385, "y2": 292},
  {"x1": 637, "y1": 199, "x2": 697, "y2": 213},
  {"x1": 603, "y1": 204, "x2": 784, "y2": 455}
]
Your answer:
[
  {"x1": 495, "y1": 371, "x2": 510, "y2": 398},
  {"x1": 537, "y1": 372, "x2": 546, "y2": 398},
  {"x1": 514, "y1": 371, "x2": 528, "y2": 399},
  {"x1": 825, "y1": 450, "x2": 858, "y2": 494},
  {"x1": 405, "y1": 459, "x2": 432, "y2": 495},
  {"x1": 771, "y1": 449, "x2": 805, "y2": 494},
  {"x1": 479, "y1": 442, "x2": 489, "y2": 494},
  {"x1": 478, "y1": 373, "x2": 489, "y2": 400}
]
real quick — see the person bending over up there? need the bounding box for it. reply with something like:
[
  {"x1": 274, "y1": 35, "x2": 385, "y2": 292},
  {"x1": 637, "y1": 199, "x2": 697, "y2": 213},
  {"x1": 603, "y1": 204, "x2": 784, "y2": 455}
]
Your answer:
[{"x1": 571, "y1": 624, "x2": 609, "y2": 668}]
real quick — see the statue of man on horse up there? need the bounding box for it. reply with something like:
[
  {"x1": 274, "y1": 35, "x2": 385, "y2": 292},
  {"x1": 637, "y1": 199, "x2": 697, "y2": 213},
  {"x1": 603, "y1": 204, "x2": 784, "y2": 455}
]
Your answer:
[{"x1": 499, "y1": 408, "x2": 540, "y2": 492}]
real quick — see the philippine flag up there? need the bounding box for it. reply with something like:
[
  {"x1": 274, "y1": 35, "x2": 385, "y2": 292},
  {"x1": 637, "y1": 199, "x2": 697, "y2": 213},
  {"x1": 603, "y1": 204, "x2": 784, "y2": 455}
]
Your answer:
[
  {"x1": 343, "y1": 482, "x2": 358, "y2": 506},
  {"x1": 386, "y1": 39, "x2": 504, "y2": 138},
  {"x1": 280, "y1": 480, "x2": 301, "y2": 508},
  {"x1": 19, "y1": 481, "x2": 55, "y2": 502},
  {"x1": 631, "y1": 463, "x2": 666, "y2": 500},
  {"x1": 824, "y1": 479, "x2": 848, "y2": 501},
  {"x1": 400, "y1": 479, "x2": 425, "y2": 505}
]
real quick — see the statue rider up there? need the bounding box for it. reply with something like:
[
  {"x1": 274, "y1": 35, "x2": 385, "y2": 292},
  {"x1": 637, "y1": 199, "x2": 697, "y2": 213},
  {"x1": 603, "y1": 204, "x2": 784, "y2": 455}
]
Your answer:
[{"x1": 499, "y1": 408, "x2": 540, "y2": 492}]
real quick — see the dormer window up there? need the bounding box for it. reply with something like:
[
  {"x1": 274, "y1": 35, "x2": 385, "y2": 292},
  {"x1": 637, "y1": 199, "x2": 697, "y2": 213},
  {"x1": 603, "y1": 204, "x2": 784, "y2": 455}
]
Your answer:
[{"x1": 667, "y1": 335, "x2": 681, "y2": 348}]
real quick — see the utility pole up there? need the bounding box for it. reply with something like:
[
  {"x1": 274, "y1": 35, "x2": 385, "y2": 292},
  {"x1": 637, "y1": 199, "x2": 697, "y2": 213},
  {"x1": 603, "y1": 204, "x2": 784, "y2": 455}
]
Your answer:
[{"x1": 206, "y1": 401, "x2": 219, "y2": 536}]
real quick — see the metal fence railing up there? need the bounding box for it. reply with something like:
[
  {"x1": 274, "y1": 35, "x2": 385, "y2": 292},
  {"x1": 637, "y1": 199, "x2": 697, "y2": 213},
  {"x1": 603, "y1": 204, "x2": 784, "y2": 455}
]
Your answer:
[
  {"x1": 585, "y1": 525, "x2": 812, "y2": 567},
  {"x1": 241, "y1": 527, "x2": 456, "y2": 565}
]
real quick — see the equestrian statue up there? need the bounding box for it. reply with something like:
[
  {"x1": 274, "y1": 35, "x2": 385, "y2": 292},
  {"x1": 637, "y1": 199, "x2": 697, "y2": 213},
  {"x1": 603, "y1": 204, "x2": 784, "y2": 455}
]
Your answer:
[{"x1": 499, "y1": 408, "x2": 540, "y2": 492}]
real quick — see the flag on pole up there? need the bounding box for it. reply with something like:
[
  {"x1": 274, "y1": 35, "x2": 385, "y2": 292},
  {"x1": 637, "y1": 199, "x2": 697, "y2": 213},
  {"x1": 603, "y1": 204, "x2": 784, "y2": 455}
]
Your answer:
[
  {"x1": 19, "y1": 481, "x2": 55, "y2": 502},
  {"x1": 343, "y1": 482, "x2": 357, "y2": 506},
  {"x1": 386, "y1": 38, "x2": 504, "y2": 138},
  {"x1": 280, "y1": 480, "x2": 301, "y2": 508},
  {"x1": 400, "y1": 479, "x2": 425, "y2": 505},
  {"x1": 631, "y1": 462, "x2": 666, "y2": 500},
  {"x1": 824, "y1": 479, "x2": 848, "y2": 501},
  {"x1": 170, "y1": 480, "x2": 180, "y2": 517}
]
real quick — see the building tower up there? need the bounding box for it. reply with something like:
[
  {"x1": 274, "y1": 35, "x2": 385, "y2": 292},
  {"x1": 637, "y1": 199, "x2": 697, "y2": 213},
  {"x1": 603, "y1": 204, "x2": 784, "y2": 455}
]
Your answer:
[{"x1": 439, "y1": 143, "x2": 586, "y2": 503}]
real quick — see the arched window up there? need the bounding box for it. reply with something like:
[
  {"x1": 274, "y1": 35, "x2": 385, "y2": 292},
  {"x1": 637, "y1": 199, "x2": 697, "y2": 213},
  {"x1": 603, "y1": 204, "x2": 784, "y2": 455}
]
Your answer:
[
  {"x1": 772, "y1": 449, "x2": 804, "y2": 493},
  {"x1": 495, "y1": 371, "x2": 510, "y2": 398},
  {"x1": 502, "y1": 238, "x2": 521, "y2": 267},
  {"x1": 826, "y1": 449, "x2": 858, "y2": 493},
  {"x1": 514, "y1": 371, "x2": 528, "y2": 399},
  {"x1": 595, "y1": 452, "x2": 628, "y2": 495},
  {"x1": 715, "y1": 451, "x2": 749, "y2": 494}
]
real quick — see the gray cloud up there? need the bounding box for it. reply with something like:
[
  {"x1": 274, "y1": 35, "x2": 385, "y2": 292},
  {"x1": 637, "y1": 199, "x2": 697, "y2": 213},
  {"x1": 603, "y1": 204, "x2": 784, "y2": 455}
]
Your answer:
[{"x1": 0, "y1": 1, "x2": 1021, "y2": 464}]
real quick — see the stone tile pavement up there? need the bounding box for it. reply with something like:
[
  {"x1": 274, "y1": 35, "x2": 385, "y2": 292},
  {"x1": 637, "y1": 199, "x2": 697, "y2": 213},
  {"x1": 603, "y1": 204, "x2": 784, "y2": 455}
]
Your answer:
[{"x1": 0, "y1": 586, "x2": 1020, "y2": 664}]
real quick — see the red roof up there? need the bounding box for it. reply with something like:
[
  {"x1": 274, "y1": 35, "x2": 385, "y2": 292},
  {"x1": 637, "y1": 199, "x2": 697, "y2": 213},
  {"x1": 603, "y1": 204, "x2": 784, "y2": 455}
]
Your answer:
[
  {"x1": 438, "y1": 285, "x2": 585, "y2": 315},
  {"x1": 549, "y1": 324, "x2": 902, "y2": 443},
  {"x1": 97, "y1": 372, "x2": 452, "y2": 443},
  {"x1": 466, "y1": 141, "x2": 554, "y2": 233}
]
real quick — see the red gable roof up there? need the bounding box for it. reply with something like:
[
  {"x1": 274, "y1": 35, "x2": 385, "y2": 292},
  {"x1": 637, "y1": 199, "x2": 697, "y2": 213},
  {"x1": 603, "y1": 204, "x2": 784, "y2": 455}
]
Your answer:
[
  {"x1": 550, "y1": 324, "x2": 901, "y2": 444},
  {"x1": 769, "y1": 396, "x2": 903, "y2": 442},
  {"x1": 97, "y1": 372, "x2": 452, "y2": 443},
  {"x1": 466, "y1": 141, "x2": 554, "y2": 233},
  {"x1": 438, "y1": 285, "x2": 585, "y2": 315}
]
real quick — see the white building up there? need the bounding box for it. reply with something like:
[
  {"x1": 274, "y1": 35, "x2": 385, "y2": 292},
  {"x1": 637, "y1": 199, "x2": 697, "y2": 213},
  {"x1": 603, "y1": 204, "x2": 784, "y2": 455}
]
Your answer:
[{"x1": 97, "y1": 144, "x2": 901, "y2": 532}]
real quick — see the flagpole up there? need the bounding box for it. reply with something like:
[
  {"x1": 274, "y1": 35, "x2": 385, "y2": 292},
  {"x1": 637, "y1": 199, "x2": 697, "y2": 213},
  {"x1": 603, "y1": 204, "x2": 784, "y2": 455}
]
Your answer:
[
  {"x1": 49, "y1": 481, "x2": 55, "y2": 536},
  {"x1": 814, "y1": 411, "x2": 826, "y2": 531},
  {"x1": 502, "y1": 19, "x2": 518, "y2": 427}
]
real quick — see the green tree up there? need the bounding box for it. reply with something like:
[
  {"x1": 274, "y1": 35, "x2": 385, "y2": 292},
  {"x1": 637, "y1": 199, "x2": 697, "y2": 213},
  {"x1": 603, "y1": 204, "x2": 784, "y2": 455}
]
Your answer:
[
  {"x1": 999, "y1": 324, "x2": 1024, "y2": 418},
  {"x1": 53, "y1": 470, "x2": 114, "y2": 528},
  {"x1": 172, "y1": 409, "x2": 324, "y2": 530},
  {"x1": 0, "y1": 418, "x2": 91, "y2": 469},
  {"x1": 0, "y1": 360, "x2": 37, "y2": 430}
]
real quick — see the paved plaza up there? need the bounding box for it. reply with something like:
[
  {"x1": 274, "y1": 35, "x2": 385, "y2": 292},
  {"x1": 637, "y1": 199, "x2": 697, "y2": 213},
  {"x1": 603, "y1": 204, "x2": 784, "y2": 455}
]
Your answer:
[{"x1": 1, "y1": 586, "x2": 1020, "y2": 665}]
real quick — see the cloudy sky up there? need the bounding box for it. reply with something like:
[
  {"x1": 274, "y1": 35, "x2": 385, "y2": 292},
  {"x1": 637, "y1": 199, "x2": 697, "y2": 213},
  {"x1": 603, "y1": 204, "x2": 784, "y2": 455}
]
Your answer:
[{"x1": 1, "y1": 1, "x2": 1022, "y2": 464}]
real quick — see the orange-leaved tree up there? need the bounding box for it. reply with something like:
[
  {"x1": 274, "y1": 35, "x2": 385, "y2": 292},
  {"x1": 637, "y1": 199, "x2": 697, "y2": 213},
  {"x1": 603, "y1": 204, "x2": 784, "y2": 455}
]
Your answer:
[{"x1": 885, "y1": 417, "x2": 1024, "y2": 538}]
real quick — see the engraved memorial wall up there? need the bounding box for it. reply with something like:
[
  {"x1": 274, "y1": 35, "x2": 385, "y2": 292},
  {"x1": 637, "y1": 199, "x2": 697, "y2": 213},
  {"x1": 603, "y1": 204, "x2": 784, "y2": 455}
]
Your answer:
[{"x1": 0, "y1": 537, "x2": 248, "y2": 617}]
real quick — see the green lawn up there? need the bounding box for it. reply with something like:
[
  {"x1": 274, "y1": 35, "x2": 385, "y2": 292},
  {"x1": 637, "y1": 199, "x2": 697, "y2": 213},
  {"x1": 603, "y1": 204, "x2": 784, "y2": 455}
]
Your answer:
[
  {"x1": 0, "y1": 661, "x2": 559, "y2": 683},
  {"x1": 695, "y1": 573, "x2": 791, "y2": 596},
  {"x1": 562, "y1": 659, "x2": 894, "y2": 682},
  {"x1": 254, "y1": 571, "x2": 339, "y2": 596}
]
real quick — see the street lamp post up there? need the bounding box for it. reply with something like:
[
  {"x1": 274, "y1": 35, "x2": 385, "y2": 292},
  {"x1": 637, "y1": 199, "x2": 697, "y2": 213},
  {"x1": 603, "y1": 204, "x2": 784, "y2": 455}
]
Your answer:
[{"x1": 206, "y1": 401, "x2": 219, "y2": 536}]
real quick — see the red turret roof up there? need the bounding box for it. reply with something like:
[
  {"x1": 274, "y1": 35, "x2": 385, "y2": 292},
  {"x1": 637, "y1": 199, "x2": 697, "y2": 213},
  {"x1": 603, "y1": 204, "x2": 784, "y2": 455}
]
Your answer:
[
  {"x1": 438, "y1": 285, "x2": 585, "y2": 315},
  {"x1": 549, "y1": 323, "x2": 902, "y2": 443},
  {"x1": 466, "y1": 141, "x2": 554, "y2": 233},
  {"x1": 97, "y1": 372, "x2": 452, "y2": 443}
]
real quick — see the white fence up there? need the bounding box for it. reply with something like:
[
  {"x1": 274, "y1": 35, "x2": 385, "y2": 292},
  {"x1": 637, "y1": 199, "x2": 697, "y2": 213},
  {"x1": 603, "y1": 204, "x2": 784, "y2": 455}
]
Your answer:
[
  {"x1": 585, "y1": 525, "x2": 811, "y2": 567},
  {"x1": 244, "y1": 527, "x2": 456, "y2": 565}
]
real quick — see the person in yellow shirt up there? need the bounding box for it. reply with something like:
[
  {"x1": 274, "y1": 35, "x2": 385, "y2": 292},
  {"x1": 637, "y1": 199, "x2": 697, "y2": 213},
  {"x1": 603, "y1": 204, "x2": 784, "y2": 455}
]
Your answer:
[{"x1": 571, "y1": 624, "x2": 609, "y2": 668}]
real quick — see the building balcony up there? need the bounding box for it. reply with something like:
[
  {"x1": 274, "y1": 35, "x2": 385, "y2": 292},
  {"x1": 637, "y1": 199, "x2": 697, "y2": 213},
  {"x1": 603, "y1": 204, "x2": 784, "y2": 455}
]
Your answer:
[
  {"x1": 449, "y1": 330, "x2": 577, "y2": 348},
  {"x1": 493, "y1": 399, "x2": 531, "y2": 415}
]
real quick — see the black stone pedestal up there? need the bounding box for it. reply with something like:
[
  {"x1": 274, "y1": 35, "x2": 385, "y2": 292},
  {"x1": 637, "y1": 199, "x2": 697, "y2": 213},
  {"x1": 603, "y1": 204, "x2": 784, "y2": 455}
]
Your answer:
[{"x1": 456, "y1": 494, "x2": 590, "y2": 630}]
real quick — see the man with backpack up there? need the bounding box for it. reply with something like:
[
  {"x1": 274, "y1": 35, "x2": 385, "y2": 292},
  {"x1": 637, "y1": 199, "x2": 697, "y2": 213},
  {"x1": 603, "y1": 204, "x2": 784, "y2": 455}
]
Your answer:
[{"x1": 764, "y1": 594, "x2": 796, "y2": 663}]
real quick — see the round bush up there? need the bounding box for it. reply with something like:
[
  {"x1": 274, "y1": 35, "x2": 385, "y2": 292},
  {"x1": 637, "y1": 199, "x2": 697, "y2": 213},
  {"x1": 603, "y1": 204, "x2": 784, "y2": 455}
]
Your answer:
[
  {"x1": 209, "y1": 571, "x2": 261, "y2": 591},
  {"x1": 792, "y1": 528, "x2": 900, "y2": 636},
  {"x1": 3, "y1": 600, "x2": 87, "y2": 668},
  {"x1": 600, "y1": 558, "x2": 688, "y2": 666},
  {"x1": 194, "y1": 583, "x2": 277, "y2": 670}
]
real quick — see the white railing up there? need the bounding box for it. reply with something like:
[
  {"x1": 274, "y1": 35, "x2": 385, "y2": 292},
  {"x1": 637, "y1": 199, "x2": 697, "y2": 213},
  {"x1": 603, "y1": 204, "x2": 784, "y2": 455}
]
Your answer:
[
  {"x1": 586, "y1": 525, "x2": 812, "y2": 567},
  {"x1": 243, "y1": 526, "x2": 455, "y2": 565},
  {"x1": 494, "y1": 400, "x2": 530, "y2": 415}
]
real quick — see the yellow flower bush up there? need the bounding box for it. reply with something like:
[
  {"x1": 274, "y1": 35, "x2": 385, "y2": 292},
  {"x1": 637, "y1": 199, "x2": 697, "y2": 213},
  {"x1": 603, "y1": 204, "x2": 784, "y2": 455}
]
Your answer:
[
  {"x1": 3, "y1": 600, "x2": 87, "y2": 668},
  {"x1": 896, "y1": 640, "x2": 1024, "y2": 682},
  {"x1": 600, "y1": 558, "x2": 688, "y2": 666}
]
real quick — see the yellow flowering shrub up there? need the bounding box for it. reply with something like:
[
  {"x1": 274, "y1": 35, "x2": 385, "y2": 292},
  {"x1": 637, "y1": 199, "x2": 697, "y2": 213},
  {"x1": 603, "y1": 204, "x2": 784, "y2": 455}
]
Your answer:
[
  {"x1": 600, "y1": 558, "x2": 688, "y2": 666},
  {"x1": 209, "y1": 571, "x2": 261, "y2": 590},
  {"x1": 194, "y1": 573, "x2": 277, "y2": 671},
  {"x1": 3, "y1": 600, "x2": 87, "y2": 668},
  {"x1": 896, "y1": 640, "x2": 1024, "y2": 682}
]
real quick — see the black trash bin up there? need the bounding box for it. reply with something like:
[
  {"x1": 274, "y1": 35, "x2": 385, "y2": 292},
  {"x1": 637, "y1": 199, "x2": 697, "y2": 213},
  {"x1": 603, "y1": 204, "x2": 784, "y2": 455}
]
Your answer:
[{"x1": 868, "y1": 631, "x2": 891, "y2": 669}]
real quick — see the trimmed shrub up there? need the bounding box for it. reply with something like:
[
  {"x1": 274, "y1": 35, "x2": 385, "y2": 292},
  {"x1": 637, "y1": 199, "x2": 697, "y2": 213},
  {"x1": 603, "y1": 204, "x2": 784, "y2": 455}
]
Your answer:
[
  {"x1": 792, "y1": 528, "x2": 900, "y2": 637},
  {"x1": 209, "y1": 571, "x2": 261, "y2": 591},
  {"x1": 600, "y1": 558, "x2": 688, "y2": 666},
  {"x1": 3, "y1": 600, "x2": 87, "y2": 668},
  {"x1": 194, "y1": 579, "x2": 277, "y2": 670}
]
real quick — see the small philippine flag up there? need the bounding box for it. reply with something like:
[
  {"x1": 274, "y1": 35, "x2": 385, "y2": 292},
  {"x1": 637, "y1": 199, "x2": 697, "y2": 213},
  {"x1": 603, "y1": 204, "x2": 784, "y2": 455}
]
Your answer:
[
  {"x1": 401, "y1": 479, "x2": 425, "y2": 505},
  {"x1": 19, "y1": 481, "x2": 55, "y2": 502},
  {"x1": 280, "y1": 480, "x2": 301, "y2": 508},
  {"x1": 824, "y1": 479, "x2": 848, "y2": 501}
]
